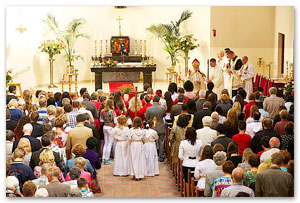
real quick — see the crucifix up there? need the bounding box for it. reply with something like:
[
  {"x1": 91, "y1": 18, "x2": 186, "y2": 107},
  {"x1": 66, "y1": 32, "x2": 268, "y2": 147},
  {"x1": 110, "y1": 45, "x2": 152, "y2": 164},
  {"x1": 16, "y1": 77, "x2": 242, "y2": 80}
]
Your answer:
[
  {"x1": 16, "y1": 24, "x2": 27, "y2": 33},
  {"x1": 116, "y1": 16, "x2": 123, "y2": 36},
  {"x1": 134, "y1": 86, "x2": 143, "y2": 117}
]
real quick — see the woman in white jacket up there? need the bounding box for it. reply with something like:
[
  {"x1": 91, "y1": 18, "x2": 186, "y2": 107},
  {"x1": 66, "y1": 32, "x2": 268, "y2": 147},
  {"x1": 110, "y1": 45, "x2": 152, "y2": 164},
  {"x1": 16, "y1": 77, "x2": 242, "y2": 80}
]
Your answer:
[{"x1": 178, "y1": 127, "x2": 202, "y2": 182}]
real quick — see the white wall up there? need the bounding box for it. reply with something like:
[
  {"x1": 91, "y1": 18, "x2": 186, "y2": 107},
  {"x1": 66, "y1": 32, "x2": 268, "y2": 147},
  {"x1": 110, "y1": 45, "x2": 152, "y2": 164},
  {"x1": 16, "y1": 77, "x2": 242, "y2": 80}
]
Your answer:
[
  {"x1": 210, "y1": 6, "x2": 276, "y2": 77},
  {"x1": 273, "y1": 6, "x2": 294, "y2": 78},
  {"x1": 6, "y1": 6, "x2": 211, "y2": 90},
  {"x1": 6, "y1": 6, "x2": 294, "y2": 91}
]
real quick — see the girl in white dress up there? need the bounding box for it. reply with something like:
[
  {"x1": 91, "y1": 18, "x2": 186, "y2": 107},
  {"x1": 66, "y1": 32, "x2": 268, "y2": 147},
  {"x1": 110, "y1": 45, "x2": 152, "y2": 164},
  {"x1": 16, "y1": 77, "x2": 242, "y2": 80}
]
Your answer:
[
  {"x1": 194, "y1": 145, "x2": 217, "y2": 190},
  {"x1": 129, "y1": 117, "x2": 147, "y2": 180},
  {"x1": 143, "y1": 120, "x2": 159, "y2": 176},
  {"x1": 113, "y1": 116, "x2": 131, "y2": 176}
]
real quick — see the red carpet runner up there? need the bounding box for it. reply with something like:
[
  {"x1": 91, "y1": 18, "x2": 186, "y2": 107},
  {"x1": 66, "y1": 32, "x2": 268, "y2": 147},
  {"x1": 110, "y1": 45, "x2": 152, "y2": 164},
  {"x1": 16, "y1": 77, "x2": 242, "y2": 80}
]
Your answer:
[{"x1": 109, "y1": 82, "x2": 134, "y2": 93}]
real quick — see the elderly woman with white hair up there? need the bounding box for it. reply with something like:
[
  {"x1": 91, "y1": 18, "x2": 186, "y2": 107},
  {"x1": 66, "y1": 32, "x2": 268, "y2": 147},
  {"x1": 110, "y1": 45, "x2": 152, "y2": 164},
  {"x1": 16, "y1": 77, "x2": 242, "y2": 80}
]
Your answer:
[
  {"x1": 34, "y1": 188, "x2": 49, "y2": 197},
  {"x1": 6, "y1": 176, "x2": 22, "y2": 197},
  {"x1": 196, "y1": 116, "x2": 217, "y2": 147},
  {"x1": 204, "y1": 151, "x2": 227, "y2": 197}
]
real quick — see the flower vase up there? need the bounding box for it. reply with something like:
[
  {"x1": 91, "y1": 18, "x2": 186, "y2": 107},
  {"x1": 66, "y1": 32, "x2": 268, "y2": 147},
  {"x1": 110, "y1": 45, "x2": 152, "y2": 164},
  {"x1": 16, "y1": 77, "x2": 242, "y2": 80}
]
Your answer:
[
  {"x1": 171, "y1": 64, "x2": 176, "y2": 72},
  {"x1": 48, "y1": 57, "x2": 58, "y2": 88},
  {"x1": 184, "y1": 52, "x2": 189, "y2": 77}
]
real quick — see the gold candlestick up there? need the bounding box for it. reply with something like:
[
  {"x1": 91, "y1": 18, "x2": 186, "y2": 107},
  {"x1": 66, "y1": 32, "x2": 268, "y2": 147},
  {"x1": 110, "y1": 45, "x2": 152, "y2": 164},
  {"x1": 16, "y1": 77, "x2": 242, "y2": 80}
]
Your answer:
[
  {"x1": 94, "y1": 40, "x2": 97, "y2": 56},
  {"x1": 105, "y1": 40, "x2": 109, "y2": 55},
  {"x1": 142, "y1": 57, "x2": 145, "y2": 66},
  {"x1": 151, "y1": 56, "x2": 154, "y2": 65},
  {"x1": 139, "y1": 40, "x2": 143, "y2": 56},
  {"x1": 134, "y1": 40, "x2": 138, "y2": 56},
  {"x1": 144, "y1": 40, "x2": 147, "y2": 56},
  {"x1": 100, "y1": 40, "x2": 103, "y2": 57}
]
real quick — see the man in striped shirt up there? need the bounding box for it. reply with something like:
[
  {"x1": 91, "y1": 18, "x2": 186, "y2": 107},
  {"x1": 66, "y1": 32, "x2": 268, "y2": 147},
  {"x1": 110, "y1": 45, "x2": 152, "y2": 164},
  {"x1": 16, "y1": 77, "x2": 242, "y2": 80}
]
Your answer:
[
  {"x1": 36, "y1": 98, "x2": 47, "y2": 124},
  {"x1": 67, "y1": 101, "x2": 80, "y2": 128}
]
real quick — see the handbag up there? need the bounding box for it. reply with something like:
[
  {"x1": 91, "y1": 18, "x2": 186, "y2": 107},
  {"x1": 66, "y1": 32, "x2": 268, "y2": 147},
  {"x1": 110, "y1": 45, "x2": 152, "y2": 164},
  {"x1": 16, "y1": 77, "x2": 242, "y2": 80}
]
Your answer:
[{"x1": 91, "y1": 178, "x2": 101, "y2": 194}]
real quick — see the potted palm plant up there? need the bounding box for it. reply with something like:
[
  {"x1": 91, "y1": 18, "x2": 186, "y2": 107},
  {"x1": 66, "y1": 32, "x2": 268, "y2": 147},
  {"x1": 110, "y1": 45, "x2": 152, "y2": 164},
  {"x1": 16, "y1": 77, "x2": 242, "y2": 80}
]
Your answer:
[
  {"x1": 147, "y1": 10, "x2": 192, "y2": 71},
  {"x1": 42, "y1": 14, "x2": 90, "y2": 74}
]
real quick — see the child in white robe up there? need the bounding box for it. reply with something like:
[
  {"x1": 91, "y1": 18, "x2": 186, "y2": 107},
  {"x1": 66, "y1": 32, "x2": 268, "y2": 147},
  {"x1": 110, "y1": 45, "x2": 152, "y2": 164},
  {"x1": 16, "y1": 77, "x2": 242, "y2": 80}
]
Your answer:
[
  {"x1": 113, "y1": 115, "x2": 131, "y2": 176},
  {"x1": 143, "y1": 120, "x2": 159, "y2": 176},
  {"x1": 129, "y1": 117, "x2": 147, "y2": 180}
]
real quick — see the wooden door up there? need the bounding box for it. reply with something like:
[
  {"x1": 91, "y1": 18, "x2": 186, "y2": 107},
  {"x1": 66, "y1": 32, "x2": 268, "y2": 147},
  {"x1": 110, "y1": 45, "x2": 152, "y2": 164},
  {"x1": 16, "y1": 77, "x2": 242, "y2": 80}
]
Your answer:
[{"x1": 278, "y1": 33, "x2": 285, "y2": 77}]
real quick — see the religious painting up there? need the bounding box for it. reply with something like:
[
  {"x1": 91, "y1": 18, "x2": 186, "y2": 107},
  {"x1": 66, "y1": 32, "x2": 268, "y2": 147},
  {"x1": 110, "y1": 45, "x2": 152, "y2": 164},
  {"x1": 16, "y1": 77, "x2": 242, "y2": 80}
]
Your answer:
[{"x1": 110, "y1": 36, "x2": 130, "y2": 56}]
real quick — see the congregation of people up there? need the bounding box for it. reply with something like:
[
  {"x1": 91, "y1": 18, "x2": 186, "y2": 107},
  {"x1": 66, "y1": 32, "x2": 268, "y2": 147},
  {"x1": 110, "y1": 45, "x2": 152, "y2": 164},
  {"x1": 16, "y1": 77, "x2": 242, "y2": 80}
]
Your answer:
[{"x1": 5, "y1": 48, "x2": 294, "y2": 198}]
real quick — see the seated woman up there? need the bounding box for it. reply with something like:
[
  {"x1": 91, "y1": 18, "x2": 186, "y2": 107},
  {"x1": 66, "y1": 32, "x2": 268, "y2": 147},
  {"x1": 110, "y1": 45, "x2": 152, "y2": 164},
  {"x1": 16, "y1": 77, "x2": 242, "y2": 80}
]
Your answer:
[
  {"x1": 215, "y1": 94, "x2": 232, "y2": 117},
  {"x1": 211, "y1": 160, "x2": 235, "y2": 197},
  {"x1": 194, "y1": 145, "x2": 217, "y2": 190},
  {"x1": 178, "y1": 127, "x2": 202, "y2": 182}
]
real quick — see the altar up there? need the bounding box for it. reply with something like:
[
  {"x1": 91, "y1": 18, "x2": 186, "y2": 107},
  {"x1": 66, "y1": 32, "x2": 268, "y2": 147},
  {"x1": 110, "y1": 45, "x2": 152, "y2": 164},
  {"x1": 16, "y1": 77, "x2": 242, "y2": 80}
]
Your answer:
[{"x1": 91, "y1": 65, "x2": 156, "y2": 91}]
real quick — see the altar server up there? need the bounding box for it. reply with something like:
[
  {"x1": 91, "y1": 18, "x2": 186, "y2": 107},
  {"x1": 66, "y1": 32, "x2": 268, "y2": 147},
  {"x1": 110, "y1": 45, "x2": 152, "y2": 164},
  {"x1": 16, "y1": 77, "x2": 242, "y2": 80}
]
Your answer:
[
  {"x1": 143, "y1": 120, "x2": 159, "y2": 176},
  {"x1": 217, "y1": 50, "x2": 230, "y2": 90},
  {"x1": 239, "y1": 56, "x2": 254, "y2": 95},
  {"x1": 208, "y1": 58, "x2": 224, "y2": 98},
  {"x1": 188, "y1": 59, "x2": 206, "y2": 92},
  {"x1": 129, "y1": 117, "x2": 147, "y2": 180},
  {"x1": 226, "y1": 50, "x2": 243, "y2": 97},
  {"x1": 113, "y1": 116, "x2": 131, "y2": 176}
]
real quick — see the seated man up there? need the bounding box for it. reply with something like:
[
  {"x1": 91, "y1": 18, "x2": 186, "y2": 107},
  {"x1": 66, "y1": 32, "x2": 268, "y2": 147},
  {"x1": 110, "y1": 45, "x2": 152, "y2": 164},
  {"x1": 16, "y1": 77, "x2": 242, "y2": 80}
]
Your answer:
[{"x1": 221, "y1": 167, "x2": 254, "y2": 197}]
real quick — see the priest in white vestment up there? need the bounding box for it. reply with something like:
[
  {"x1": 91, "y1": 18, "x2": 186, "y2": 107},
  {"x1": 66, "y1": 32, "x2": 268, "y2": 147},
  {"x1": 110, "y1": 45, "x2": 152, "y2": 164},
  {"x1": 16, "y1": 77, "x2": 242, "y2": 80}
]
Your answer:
[
  {"x1": 239, "y1": 56, "x2": 254, "y2": 95},
  {"x1": 208, "y1": 58, "x2": 224, "y2": 98},
  {"x1": 217, "y1": 50, "x2": 230, "y2": 90}
]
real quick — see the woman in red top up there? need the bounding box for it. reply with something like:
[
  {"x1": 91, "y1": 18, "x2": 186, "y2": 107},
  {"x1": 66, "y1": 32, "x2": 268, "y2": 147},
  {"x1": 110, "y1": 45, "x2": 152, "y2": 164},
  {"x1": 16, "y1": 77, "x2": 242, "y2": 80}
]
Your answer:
[
  {"x1": 243, "y1": 93, "x2": 256, "y2": 120},
  {"x1": 232, "y1": 121, "x2": 252, "y2": 155},
  {"x1": 128, "y1": 97, "x2": 145, "y2": 122},
  {"x1": 90, "y1": 92, "x2": 101, "y2": 111},
  {"x1": 142, "y1": 95, "x2": 152, "y2": 114},
  {"x1": 173, "y1": 88, "x2": 190, "y2": 105},
  {"x1": 164, "y1": 91, "x2": 173, "y2": 114}
]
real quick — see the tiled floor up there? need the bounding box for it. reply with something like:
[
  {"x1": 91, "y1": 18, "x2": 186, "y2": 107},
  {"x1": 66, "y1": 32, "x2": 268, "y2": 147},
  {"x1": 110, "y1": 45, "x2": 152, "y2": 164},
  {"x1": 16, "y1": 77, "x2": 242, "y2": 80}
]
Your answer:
[{"x1": 95, "y1": 161, "x2": 181, "y2": 197}]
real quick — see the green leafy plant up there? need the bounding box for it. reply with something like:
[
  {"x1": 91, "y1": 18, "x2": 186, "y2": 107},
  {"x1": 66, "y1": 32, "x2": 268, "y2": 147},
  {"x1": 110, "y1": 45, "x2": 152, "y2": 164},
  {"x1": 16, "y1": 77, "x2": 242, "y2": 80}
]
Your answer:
[
  {"x1": 284, "y1": 81, "x2": 294, "y2": 95},
  {"x1": 6, "y1": 69, "x2": 12, "y2": 86},
  {"x1": 42, "y1": 14, "x2": 90, "y2": 66},
  {"x1": 147, "y1": 10, "x2": 193, "y2": 66}
]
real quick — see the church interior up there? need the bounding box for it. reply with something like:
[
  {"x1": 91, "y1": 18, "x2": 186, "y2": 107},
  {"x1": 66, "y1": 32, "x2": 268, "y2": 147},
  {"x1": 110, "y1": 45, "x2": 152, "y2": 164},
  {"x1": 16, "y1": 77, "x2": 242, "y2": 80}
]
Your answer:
[
  {"x1": 5, "y1": 5, "x2": 295, "y2": 198},
  {"x1": 6, "y1": 6, "x2": 294, "y2": 95}
]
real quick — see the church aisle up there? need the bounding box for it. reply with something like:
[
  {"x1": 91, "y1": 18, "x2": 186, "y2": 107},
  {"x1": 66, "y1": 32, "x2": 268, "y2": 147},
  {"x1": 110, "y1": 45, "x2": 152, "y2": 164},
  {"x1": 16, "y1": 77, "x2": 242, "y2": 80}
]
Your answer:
[{"x1": 95, "y1": 161, "x2": 181, "y2": 197}]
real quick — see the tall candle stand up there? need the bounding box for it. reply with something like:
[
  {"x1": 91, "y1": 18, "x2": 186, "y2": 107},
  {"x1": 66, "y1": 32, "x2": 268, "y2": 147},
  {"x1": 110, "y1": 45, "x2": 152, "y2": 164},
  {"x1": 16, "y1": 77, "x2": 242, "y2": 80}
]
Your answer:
[
  {"x1": 139, "y1": 40, "x2": 143, "y2": 56},
  {"x1": 144, "y1": 40, "x2": 147, "y2": 56},
  {"x1": 105, "y1": 40, "x2": 109, "y2": 55},
  {"x1": 134, "y1": 40, "x2": 138, "y2": 56},
  {"x1": 100, "y1": 40, "x2": 103, "y2": 57}
]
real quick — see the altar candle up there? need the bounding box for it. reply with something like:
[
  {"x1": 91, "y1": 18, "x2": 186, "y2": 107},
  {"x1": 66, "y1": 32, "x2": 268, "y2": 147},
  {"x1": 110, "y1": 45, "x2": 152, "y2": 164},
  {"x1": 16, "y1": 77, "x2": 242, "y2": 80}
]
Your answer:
[{"x1": 94, "y1": 40, "x2": 97, "y2": 56}]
